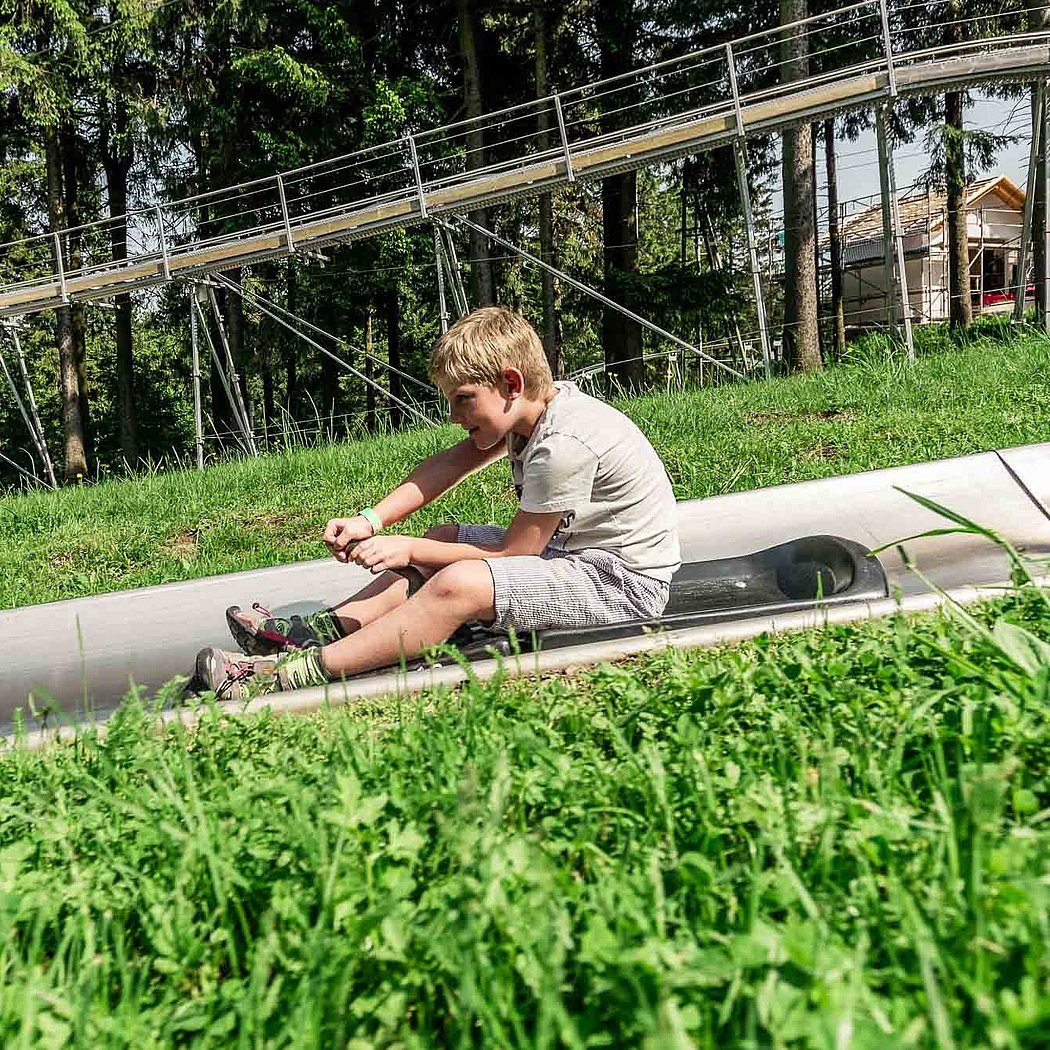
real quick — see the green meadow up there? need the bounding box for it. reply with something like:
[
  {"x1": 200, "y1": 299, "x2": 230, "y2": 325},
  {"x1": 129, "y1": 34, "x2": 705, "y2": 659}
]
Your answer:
[{"x1": 2, "y1": 326, "x2": 1048, "y2": 609}]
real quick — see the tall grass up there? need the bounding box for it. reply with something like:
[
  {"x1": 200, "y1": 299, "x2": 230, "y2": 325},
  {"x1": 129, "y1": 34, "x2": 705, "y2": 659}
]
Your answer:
[{"x1": 0, "y1": 583, "x2": 1047, "y2": 1047}]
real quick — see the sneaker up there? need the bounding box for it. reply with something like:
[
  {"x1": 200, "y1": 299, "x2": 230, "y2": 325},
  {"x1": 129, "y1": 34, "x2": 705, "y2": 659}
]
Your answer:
[
  {"x1": 194, "y1": 645, "x2": 330, "y2": 702},
  {"x1": 226, "y1": 603, "x2": 346, "y2": 656}
]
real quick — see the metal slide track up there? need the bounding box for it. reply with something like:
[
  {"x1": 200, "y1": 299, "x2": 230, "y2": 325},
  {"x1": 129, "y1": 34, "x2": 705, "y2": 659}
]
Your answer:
[
  {"x1": 1, "y1": 3, "x2": 1049, "y2": 318},
  {"x1": 3, "y1": 442, "x2": 1048, "y2": 737}
]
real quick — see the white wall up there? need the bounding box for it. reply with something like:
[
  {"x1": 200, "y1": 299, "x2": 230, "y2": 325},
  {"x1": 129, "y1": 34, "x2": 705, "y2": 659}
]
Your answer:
[{"x1": 840, "y1": 190, "x2": 1023, "y2": 327}]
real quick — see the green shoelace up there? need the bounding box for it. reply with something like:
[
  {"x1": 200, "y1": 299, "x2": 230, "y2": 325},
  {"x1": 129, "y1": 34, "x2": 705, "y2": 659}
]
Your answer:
[{"x1": 276, "y1": 647, "x2": 330, "y2": 691}]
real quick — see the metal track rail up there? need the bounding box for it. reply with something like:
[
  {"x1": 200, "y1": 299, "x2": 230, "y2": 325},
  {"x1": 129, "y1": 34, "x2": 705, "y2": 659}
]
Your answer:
[
  {"x1": 1, "y1": 5, "x2": 1048, "y2": 318},
  {"x1": 3, "y1": 442, "x2": 1048, "y2": 735}
]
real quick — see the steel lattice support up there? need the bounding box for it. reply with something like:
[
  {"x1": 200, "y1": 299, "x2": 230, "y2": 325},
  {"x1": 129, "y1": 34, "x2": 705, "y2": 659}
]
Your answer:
[
  {"x1": 446, "y1": 215, "x2": 742, "y2": 380},
  {"x1": 1012, "y1": 82, "x2": 1043, "y2": 323},
  {"x1": 209, "y1": 272, "x2": 437, "y2": 430},
  {"x1": 433, "y1": 226, "x2": 451, "y2": 334},
  {"x1": 189, "y1": 285, "x2": 206, "y2": 469},
  {"x1": 875, "y1": 106, "x2": 915, "y2": 360},
  {"x1": 726, "y1": 42, "x2": 772, "y2": 376},
  {"x1": 1043, "y1": 80, "x2": 1050, "y2": 332},
  {"x1": 189, "y1": 290, "x2": 256, "y2": 456},
  {"x1": 440, "y1": 227, "x2": 470, "y2": 316},
  {"x1": 0, "y1": 324, "x2": 57, "y2": 488}
]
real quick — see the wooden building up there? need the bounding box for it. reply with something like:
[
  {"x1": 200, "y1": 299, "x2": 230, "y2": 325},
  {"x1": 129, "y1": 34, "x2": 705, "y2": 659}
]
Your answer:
[{"x1": 835, "y1": 176, "x2": 1028, "y2": 328}]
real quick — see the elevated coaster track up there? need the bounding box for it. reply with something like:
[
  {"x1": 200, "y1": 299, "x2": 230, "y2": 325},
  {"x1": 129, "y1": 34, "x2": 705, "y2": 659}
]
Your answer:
[{"x1": 0, "y1": 0, "x2": 1047, "y2": 318}]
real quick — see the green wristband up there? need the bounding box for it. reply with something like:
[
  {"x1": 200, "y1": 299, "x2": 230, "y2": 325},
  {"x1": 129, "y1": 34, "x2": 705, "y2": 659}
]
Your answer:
[{"x1": 359, "y1": 506, "x2": 383, "y2": 535}]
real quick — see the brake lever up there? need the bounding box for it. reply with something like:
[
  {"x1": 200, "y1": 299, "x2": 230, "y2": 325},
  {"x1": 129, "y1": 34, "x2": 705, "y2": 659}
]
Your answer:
[
  {"x1": 345, "y1": 542, "x2": 426, "y2": 597},
  {"x1": 391, "y1": 565, "x2": 426, "y2": 597}
]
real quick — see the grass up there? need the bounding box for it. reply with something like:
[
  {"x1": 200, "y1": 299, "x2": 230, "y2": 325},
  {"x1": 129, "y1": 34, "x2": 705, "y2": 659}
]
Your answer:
[
  {"x1": 1, "y1": 328, "x2": 1049, "y2": 1046},
  {"x1": 1, "y1": 328, "x2": 1049, "y2": 608},
  {"x1": 0, "y1": 583, "x2": 1047, "y2": 1047}
]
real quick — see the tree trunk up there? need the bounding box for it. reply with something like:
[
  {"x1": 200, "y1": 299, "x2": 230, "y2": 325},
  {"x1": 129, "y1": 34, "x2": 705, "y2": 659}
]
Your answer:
[
  {"x1": 103, "y1": 119, "x2": 138, "y2": 463},
  {"x1": 365, "y1": 306, "x2": 376, "y2": 433},
  {"x1": 945, "y1": 91, "x2": 972, "y2": 329},
  {"x1": 810, "y1": 123, "x2": 823, "y2": 356},
  {"x1": 824, "y1": 119, "x2": 846, "y2": 359},
  {"x1": 43, "y1": 127, "x2": 88, "y2": 482},
  {"x1": 1034, "y1": 93, "x2": 1047, "y2": 324},
  {"x1": 63, "y1": 126, "x2": 94, "y2": 468},
  {"x1": 602, "y1": 172, "x2": 645, "y2": 390},
  {"x1": 386, "y1": 287, "x2": 403, "y2": 430},
  {"x1": 780, "y1": 0, "x2": 822, "y2": 371},
  {"x1": 534, "y1": 0, "x2": 561, "y2": 376},
  {"x1": 598, "y1": 0, "x2": 644, "y2": 390},
  {"x1": 456, "y1": 0, "x2": 495, "y2": 305}
]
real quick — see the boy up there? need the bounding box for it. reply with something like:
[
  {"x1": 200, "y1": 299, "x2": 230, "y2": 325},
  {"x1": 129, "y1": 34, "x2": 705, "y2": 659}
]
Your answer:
[{"x1": 195, "y1": 307, "x2": 681, "y2": 700}]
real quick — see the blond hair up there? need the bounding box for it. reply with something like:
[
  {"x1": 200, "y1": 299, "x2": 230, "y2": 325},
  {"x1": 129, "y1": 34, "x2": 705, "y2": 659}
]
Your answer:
[{"x1": 430, "y1": 307, "x2": 554, "y2": 396}]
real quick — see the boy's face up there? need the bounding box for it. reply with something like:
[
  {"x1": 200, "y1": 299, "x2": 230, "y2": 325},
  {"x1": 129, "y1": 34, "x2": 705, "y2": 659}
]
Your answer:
[{"x1": 442, "y1": 374, "x2": 521, "y2": 450}]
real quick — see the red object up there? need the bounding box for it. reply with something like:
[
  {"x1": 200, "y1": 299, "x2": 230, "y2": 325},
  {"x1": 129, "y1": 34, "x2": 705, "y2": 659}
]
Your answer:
[{"x1": 981, "y1": 284, "x2": 1034, "y2": 307}]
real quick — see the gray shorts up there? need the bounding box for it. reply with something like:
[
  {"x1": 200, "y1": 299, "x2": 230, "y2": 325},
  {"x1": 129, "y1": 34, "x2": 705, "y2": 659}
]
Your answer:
[{"x1": 457, "y1": 524, "x2": 670, "y2": 633}]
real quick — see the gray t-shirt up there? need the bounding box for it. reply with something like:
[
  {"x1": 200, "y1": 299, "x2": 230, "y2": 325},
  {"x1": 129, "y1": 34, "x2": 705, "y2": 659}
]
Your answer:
[{"x1": 508, "y1": 381, "x2": 682, "y2": 583}]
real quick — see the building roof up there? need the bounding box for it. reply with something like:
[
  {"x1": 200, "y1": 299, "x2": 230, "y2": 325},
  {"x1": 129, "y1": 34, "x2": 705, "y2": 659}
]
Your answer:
[{"x1": 840, "y1": 175, "x2": 1026, "y2": 241}]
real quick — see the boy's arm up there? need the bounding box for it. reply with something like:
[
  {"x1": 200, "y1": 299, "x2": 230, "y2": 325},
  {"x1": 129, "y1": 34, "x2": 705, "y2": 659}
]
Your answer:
[
  {"x1": 324, "y1": 438, "x2": 505, "y2": 562},
  {"x1": 349, "y1": 506, "x2": 564, "y2": 574}
]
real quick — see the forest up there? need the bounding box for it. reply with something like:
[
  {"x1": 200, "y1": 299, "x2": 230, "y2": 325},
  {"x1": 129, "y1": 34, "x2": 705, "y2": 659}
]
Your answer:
[{"x1": 0, "y1": 0, "x2": 1035, "y2": 488}]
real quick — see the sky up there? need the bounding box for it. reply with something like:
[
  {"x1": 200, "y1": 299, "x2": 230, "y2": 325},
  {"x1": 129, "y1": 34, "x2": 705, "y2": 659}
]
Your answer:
[{"x1": 824, "y1": 91, "x2": 1032, "y2": 210}]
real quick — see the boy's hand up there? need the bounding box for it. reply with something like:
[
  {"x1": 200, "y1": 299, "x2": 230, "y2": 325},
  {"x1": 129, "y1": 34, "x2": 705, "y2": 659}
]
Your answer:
[
  {"x1": 323, "y1": 516, "x2": 376, "y2": 563},
  {"x1": 349, "y1": 536, "x2": 416, "y2": 574}
]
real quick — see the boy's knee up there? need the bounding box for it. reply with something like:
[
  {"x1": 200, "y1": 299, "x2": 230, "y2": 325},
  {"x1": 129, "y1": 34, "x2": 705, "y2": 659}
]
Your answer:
[
  {"x1": 424, "y1": 524, "x2": 459, "y2": 543},
  {"x1": 427, "y1": 561, "x2": 494, "y2": 613}
]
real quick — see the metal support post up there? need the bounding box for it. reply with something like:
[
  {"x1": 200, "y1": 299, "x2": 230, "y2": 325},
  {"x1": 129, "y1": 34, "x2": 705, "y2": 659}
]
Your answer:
[
  {"x1": 978, "y1": 207, "x2": 985, "y2": 312},
  {"x1": 155, "y1": 206, "x2": 171, "y2": 280},
  {"x1": 9, "y1": 326, "x2": 57, "y2": 489},
  {"x1": 875, "y1": 106, "x2": 914, "y2": 359},
  {"x1": 405, "y1": 135, "x2": 428, "y2": 219},
  {"x1": 205, "y1": 285, "x2": 257, "y2": 454},
  {"x1": 53, "y1": 232, "x2": 68, "y2": 302},
  {"x1": 0, "y1": 345, "x2": 37, "y2": 462},
  {"x1": 210, "y1": 273, "x2": 434, "y2": 429},
  {"x1": 189, "y1": 286, "x2": 205, "y2": 469},
  {"x1": 552, "y1": 93, "x2": 575, "y2": 182},
  {"x1": 192, "y1": 295, "x2": 253, "y2": 456},
  {"x1": 441, "y1": 227, "x2": 470, "y2": 315},
  {"x1": 0, "y1": 334, "x2": 56, "y2": 489},
  {"x1": 1042, "y1": 78, "x2": 1050, "y2": 333},
  {"x1": 433, "y1": 226, "x2": 450, "y2": 333},
  {"x1": 726, "y1": 42, "x2": 771, "y2": 376},
  {"x1": 878, "y1": 0, "x2": 898, "y2": 99},
  {"x1": 732, "y1": 140, "x2": 769, "y2": 375},
  {"x1": 1012, "y1": 81, "x2": 1042, "y2": 322},
  {"x1": 275, "y1": 174, "x2": 295, "y2": 253},
  {"x1": 726, "y1": 44, "x2": 746, "y2": 137},
  {"x1": 447, "y1": 215, "x2": 742, "y2": 379}
]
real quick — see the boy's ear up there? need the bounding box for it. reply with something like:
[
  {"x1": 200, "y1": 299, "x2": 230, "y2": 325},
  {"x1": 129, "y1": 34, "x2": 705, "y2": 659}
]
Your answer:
[{"x1": 502, "y1": 367, "x2": 525, "y2": 399}]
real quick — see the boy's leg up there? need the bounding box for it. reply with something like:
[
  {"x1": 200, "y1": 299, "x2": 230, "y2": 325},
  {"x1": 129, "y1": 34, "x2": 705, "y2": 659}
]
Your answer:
[
  {"x1": 319, "y1": 560, "x2": 496, "y2": 678},
  {"x1": 228, "y1": 525, "x2": 462, "y2": 654},
  {"x1": 227, "y1": 570, "x2": 412, "y2": 655},
  {"x1": 200, "y1": 535, "x2": 494, "y2": 697},
  {"x1": 327, "y1": 524, "x2": 461, "y2": 633},
  {"x1": 328, "y1": 571, "x2": 411, "y2": 633}
]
